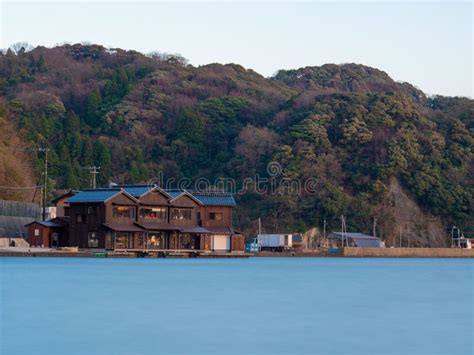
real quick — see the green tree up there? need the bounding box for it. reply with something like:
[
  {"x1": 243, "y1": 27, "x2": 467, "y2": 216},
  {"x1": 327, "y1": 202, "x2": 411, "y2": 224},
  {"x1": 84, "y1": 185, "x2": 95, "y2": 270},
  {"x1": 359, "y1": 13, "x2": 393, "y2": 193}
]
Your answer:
[
  {"x1": 290, "y1": 115, "x2": 331, "y2": 150},
  {"x1": 175, "y1": 107, "x2": 204, "y2": 144},
  {"x1": 93, "y1": 141, "x2": 112, "y2": 185},
  {"x1": 85, "y1": 88, "x2": 103, "y2": 127}
]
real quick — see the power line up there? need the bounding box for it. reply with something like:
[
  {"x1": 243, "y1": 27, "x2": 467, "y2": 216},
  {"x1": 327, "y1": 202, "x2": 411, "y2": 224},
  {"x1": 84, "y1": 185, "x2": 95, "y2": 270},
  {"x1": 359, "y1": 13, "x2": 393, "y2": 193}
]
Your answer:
[
  {"x1": 0, "y1": 147, "x2": 43, "y2": 151},
  {"x1": 0, "y1": 185, "x2": 44, "y2": 190},
  {"x1": 79, "y1": 166, "x2": 101, "y2": 188}
]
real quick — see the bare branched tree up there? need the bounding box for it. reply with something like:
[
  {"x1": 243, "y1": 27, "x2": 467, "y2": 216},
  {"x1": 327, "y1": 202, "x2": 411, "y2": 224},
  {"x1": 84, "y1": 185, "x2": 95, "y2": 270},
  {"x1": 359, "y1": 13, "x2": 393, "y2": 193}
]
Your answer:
[
  {"x1": 146, "y1": 51, "x2": 188, "y2": 66},
  {"x1": 9, "y1": 42, "x2": 34, "y2": 55}
]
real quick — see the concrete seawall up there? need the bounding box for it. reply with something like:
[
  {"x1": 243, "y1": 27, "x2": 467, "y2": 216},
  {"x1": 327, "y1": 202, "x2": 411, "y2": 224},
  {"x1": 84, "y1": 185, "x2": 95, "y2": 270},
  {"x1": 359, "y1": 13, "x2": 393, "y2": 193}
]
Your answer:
[
  {"x1": 2, "y1": 247, "x2": 472, "y2": 258},
  {"x1": 343, "y1": 247, "x2": 474, "y2": 258},
  {"x1": 0, "y1": 248, "x2": 251, "y2": 258}
]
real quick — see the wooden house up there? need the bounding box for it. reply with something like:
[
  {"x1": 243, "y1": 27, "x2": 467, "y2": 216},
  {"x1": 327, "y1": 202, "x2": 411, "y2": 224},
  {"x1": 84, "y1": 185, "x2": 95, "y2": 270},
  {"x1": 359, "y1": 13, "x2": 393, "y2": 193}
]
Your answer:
[
  {"x1": 25, "y1": 217, "x2": 69, "y2": 247},
  {"x1": 193, "y1": 192, "x2": 244, "y2": 252},
  {"x1": 51, "y1": 190, "x2": 77, "y2": 217},
  {"x1": 65, "y1": 186, "x2": 244, "y2": 252}
]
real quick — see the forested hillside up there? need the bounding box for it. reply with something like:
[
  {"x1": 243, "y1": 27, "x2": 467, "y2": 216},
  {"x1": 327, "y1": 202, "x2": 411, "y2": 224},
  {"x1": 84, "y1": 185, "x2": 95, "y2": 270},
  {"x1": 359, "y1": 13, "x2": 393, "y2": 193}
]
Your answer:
[
  {"x1": 1, "y1": 43, "x2": 472, "y2": 245},
  {"x1": 0, "y1": 99, "x2": 36, "y2": 201}
]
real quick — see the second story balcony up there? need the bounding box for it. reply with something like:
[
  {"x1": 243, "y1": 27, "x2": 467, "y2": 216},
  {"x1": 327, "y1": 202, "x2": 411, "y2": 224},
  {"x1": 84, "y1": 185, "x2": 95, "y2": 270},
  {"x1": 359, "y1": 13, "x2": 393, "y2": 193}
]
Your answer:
[
  {"x1": 111, "y1": 205, "x2": 136, "y2": 224},
  {"x1": 138, "y1": 207, "x2": 168, "y2": 223}
]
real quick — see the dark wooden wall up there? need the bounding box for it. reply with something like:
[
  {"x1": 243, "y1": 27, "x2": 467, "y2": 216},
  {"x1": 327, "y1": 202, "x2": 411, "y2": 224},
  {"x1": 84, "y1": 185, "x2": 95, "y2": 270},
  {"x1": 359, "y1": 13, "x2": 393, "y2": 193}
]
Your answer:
[
  {"x1": 231, "y1": 235, "x2": 245, "y2": 252},
  {"x1": 69, "y1": 203, "x2": 106, "y2": 248},
  {"x1": 200, "y1": 235, "x2": 212, "y2": 251},
  {"x1": 104, "y1": 194, "x2": 137, "y2": 226},
  {"x1": 140, "y1": 190, "x2": 169, "y2": 205},
  {"x1": 198, "y1": 206, "x2": 232, "y2": 228},
  {"x1": 27, "y1": 224, "x2": 50, "y2": 247}
]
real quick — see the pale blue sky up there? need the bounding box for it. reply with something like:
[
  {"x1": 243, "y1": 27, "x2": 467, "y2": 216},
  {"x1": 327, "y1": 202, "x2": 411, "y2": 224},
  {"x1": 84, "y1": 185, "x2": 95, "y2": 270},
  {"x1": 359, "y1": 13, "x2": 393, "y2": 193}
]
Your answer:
[{"x1": 1, "y1": 1, "x2": 472, "y2": 97}]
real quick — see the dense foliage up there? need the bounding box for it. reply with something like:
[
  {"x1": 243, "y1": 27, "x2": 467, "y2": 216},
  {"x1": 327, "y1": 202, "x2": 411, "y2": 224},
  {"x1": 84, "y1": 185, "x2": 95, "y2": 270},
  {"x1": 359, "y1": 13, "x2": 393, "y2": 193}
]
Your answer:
[{"x1": 1, "y1": 44, "x2": 472, "y2": 243}]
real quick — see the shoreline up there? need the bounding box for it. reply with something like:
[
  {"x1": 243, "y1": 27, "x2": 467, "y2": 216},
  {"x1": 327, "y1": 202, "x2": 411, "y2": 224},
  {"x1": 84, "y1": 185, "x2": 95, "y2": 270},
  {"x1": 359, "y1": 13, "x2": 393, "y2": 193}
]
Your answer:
[{"x1": 0, "y1": 247, "x2": 473, "y2": 258}]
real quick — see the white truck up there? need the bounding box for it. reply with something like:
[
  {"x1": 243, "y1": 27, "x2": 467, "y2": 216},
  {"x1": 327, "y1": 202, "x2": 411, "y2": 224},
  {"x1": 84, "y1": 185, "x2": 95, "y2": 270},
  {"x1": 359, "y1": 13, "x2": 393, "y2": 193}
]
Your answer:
[{"x1": 256, "y1": 234, "x2": 293, "y2": 252}]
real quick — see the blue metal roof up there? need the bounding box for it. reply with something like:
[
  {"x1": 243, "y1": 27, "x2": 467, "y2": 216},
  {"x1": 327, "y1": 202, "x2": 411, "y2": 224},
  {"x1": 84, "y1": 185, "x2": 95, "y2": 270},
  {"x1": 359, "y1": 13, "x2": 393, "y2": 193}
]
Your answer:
[
  {"x1": 24, "y1": 219, "x2": 62, "y2": 228},
  {"x1": 328, "y1": 232, "x2": 384, "y2": 248},
  {"x1": 38, "y1": 220, "x2": 63, "y2": 228},
  {"x1": 330, "y1": 232, "x2": 376, "y2": 239},
  {"x1": 192, "y1": 194, "x2": 236, "y2": 206},
  {"x1": 66, "y1": 186, "x2": 236, "y2": 206},
  {"x1": 165, "y1": 190, "x2": 182, "y2": 199},
  {"x1": 66, "y1": 189, "x2": 121, "y2": 203},
  {"x1": 353, "y1": 238, "x2": 383, "y2": 247},
  {"x1": 122, "y1": 186, "x2": 152, "y2": 197},
  {"x1": 162, "y1": 190, "x2": 235, "y2": 206}
]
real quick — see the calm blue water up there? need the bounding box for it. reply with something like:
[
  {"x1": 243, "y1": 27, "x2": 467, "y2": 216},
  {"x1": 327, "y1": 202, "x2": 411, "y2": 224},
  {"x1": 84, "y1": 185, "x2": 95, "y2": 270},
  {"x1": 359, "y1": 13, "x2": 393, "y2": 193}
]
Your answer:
[{"x1": 1, "y1": 257, "x2": 472, "y2": 355}]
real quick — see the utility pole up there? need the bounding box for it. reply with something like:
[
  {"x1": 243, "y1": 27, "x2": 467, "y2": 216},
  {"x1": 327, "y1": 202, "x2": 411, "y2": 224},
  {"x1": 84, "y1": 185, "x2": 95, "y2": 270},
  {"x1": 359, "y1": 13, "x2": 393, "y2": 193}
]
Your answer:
[
  {"x1": 372, "y1": 217, "x2": 377, "y2": 238},
  {"x1": 344, "y1": 216, "x2": 347, "y2": 247},
  {"x1": 258, "y1": 217, "x2": 262, "y2": 235},
  {"x1": 323, "y1": 218, "x2": 327, "y2": 248},
  {"x1": 89, "y1": 166, "x2": 100, "y2": 189},
  {"x1": 341, "y1": 215, "x2": 346, "y2": 248},
  {"x1": 38, "y1": 147, "x2": 49, "y2": 221},
  {"x1": 341, "y1": 215, "x2": 343, "y2": 248},
  {"x1": 399, "y1": 226, "x2": 402, "y2": 248},
  {"x1": 451, "y1": 226, "x2": 456, "y2": 248}
]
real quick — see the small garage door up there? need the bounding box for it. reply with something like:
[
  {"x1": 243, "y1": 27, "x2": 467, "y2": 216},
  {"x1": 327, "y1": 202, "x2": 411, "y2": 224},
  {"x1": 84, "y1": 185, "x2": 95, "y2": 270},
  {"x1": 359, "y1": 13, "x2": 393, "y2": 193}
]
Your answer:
[{"x1": 213, "y1": 235, "x2": 230, "y2": 251}]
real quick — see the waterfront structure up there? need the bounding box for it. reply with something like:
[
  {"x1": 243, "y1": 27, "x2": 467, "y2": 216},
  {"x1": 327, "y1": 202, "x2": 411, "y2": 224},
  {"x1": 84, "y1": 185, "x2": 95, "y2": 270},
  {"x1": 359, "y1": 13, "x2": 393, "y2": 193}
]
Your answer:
[
  {"x1": 328, "y1": 232, "x2": 385, "y2": 248},
  {"x1": 63, "y1": 185, "x2": 244, "y2": 252},
  {"x1": 25, "y1": 217, "x2": 69, "y2": 247},
  {"x1": 193, "y1": 192, "x2": 244, "y2": 251}
]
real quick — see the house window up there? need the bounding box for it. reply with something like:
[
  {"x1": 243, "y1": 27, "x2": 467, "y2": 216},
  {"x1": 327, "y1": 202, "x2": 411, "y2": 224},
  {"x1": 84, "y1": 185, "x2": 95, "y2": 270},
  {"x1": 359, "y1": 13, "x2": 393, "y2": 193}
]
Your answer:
[
  {"x1": 64, "y1": 207, "x2": 70, "y2": 217},
  {"x1": 112, "y1": 206, "x2": 135, "y2": 218},
  {"x1": 34, "y1": 229, "x2": 40, "y2": 236},
  {"x1": 115, "y1": 232, "x2": 130, "y2": 249},
  {"x1": 171, "y1": 208, "x2": 192, "y2": 221},
  {"x1": 139, "y1": 207, "x2": 167, "y2": 221},
  {"x1": 88, "y1": 232, "x2": 99, "y2": 248},
  {"x1": 209, "y1": 212, "x2": 223, "y2": 221},
  {"x1": 147, "y1": 233, "x2": 165, "y2": 249},
  {"x1": 87, "y1": 206, "x2": 96, "y2": 215},
  {"x1": 76, "y1": 214, "x2": 86, "y2": 223}
]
